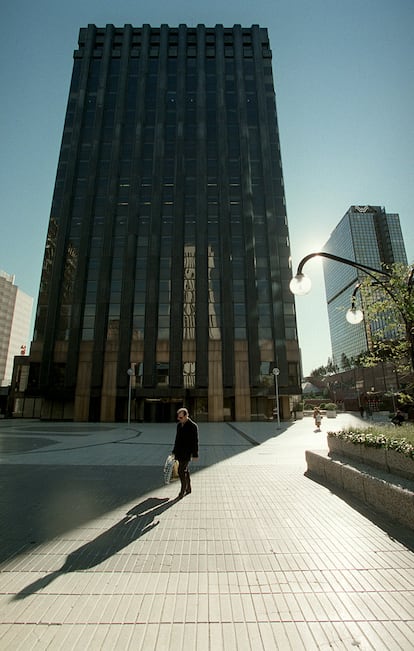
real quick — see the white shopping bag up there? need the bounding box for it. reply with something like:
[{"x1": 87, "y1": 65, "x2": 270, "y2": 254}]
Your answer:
[{"x1": 163, "y1": 454, "x2": 176, "y2": 485}]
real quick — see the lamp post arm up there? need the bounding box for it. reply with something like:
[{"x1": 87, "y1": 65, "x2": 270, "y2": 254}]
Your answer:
[
  {"x1": 350, "y1": 282, "x2": 361, "y2": 307},
  {"x1": 295, "y1": 253, "x2": 414, "y2": 373},
  {"x1": 296, "y1": 252, "x2": 392, "y2": 282}
]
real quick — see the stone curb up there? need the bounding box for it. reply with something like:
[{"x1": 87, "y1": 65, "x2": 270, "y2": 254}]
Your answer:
[{"x1": 305, "y1": 449, "x2": 414, "y2": 530}]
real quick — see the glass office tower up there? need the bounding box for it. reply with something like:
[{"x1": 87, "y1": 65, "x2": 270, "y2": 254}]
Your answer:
[
  {"x1": 323, "y1": 205, "x2": 407, "y2": 370},
  {"x1": 25, "y1": 24, "x2": 301, "y2": 422}
]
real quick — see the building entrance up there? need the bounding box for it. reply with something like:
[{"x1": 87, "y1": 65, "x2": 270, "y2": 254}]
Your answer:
[{"x1": 143, "y1": 399, "x2": 184, "y2": 423}]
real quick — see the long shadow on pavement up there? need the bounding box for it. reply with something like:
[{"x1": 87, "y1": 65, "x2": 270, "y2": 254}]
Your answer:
[
  {"x1": 306, "y1": 473, "x2": 414, "y2": 552},
  {"x1": 0, "y1": 423, "x2": 280, "y2": 570},
  {"x1": 12, "y1": 496, "x2": 178, "y2": 600},
  {"x1": 0, "y1": 465, "x2": 165, "y2": 567}
]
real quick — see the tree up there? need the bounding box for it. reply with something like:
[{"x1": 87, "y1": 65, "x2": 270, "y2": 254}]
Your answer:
[
  {"x1": 359, "y1": 263, "x2": 414, "y2": 377},
  {"x1": 309, "y1": 357, "x2": 339, "y2": 378}
]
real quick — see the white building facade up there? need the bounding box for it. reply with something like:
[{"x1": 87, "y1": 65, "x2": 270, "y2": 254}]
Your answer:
[{"x1": 0, "y1": 271, "x2": 33, "y2": 386}]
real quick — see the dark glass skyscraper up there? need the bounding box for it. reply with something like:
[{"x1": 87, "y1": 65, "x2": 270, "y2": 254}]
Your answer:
[
  {"x1": 26, "y1": 24, "x2": 301, "y2": 422},
  {"x1": 323, "y1": 205, "x2": 407, "y2": 370}
]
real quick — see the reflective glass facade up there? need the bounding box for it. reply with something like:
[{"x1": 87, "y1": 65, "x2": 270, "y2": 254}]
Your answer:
[
  {"x1": 323, "y1": 205, "x2": 407, "y2": 369},
  {"x1": 27, "y1": 24, "x2": 300, "y2": 422}
]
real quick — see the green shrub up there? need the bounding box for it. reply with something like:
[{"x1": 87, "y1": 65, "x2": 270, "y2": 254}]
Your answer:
[
  {"x1": 325, "y1": 403, "x2": 337, "y2": 410},
  {"x1": 293, "y1": 401, "x2": 304, "y2": 411}
]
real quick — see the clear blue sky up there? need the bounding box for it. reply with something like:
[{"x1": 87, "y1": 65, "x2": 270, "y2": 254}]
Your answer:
[{"x1": 1, "y1": 0, "x2": 413, "y2": 375}]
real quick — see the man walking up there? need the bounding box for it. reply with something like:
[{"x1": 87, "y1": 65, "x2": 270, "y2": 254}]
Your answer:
[{"x1": 172, "y1": 407, "x2": 199, "y2": 499}]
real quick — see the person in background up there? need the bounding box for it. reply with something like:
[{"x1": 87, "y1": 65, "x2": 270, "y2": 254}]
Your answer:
[
  {"x1": 313, "y1": 407, "x2": 322, "y2": 430},
  {"x1": 391, "y1": 409, "x2": 405, "y2": 426},
  {"x1": 172, "y1": 407, "x2": 199, "y2": 498}
]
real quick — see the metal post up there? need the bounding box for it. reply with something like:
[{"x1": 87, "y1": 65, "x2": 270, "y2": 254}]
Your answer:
[
  {"x1": 273, "y1": 368, "x2": 280, "y2": 429},
  {"x1": 127, "y1": 367, "x2": 134, "y2": 425},
  {"x1": 390, "y1": 387, "x2": 396, "y2": 412}
]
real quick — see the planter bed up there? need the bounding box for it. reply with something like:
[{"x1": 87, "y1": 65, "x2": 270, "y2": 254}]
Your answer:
[
  {"x1": 328, "y1": 437, "x2": 414, "y2": 481},
  {"x1": 307, "y1": 426, "x2": 414, "y2": 530}
]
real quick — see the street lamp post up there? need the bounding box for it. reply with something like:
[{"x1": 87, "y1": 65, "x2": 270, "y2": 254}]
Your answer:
[
  {"x1": 389, "y1": 387, "x2": 396, "y2": 412},
  {"x1": 127, "y1": 367, "x2": 135, "y2": 425},
  {"x1": 289, "y1": 252, "x2": 414, "y2": 372},
  {"x1": 272, "y1": 367, "x2": 280, "y2": 430},
  {"x1": 289, "y1": 252, "x2": 392, "y2": 296}
]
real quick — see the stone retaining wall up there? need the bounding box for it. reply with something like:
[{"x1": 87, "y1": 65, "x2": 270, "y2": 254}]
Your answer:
[{"x1": 305, "y1": 447, "x2": 414, "y2": 531}]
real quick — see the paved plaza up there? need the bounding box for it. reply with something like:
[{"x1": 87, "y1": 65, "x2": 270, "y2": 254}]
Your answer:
[{"x1": 0, "y1": 413, "x2": 413, "y2": 650}]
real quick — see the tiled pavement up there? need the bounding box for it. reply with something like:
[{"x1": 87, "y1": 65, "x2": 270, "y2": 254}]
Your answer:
[{"x1": 0, "y1": 414, "x2": 413, "y2": 650}]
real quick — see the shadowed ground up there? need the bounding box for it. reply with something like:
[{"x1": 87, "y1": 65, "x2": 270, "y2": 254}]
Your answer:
[{"x1": 0, "y1": 415, "x2": 413, "y2": 650}]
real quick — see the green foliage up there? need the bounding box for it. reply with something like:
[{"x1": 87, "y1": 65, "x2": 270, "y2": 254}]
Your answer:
[
  {"x1": 397, "y1": 392, "x2": 414, "y2": 406},
  {"x1": 309, "y1": 357, "x2": 339, "y2": 378},
  {"x1": 309, "y1": 366, "x2": 326, "y2": 378},
  {"x1": 358, "y1": 339, "x2": 408, "y2": 368},
  {"x1": 325, "y1": 403, "x2": 337, "y2": 410},
  {"x1": 359, "y1": 263, "x2": 414, "y2": 373},
  {"x1": 327, "y1": 425, "x2": 414, "y2": 458}
]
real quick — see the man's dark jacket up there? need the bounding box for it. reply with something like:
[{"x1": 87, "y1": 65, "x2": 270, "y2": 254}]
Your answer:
[{"x1": 173, "y1": 419, "x2": 199, "y2": 461}]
